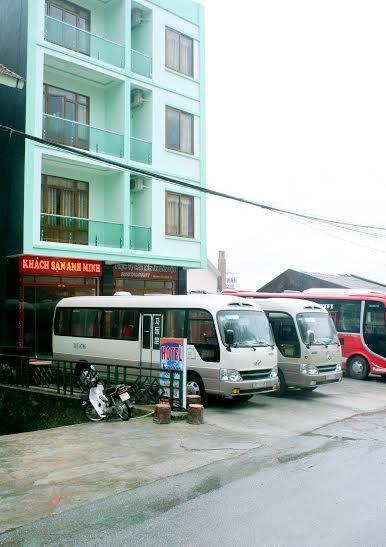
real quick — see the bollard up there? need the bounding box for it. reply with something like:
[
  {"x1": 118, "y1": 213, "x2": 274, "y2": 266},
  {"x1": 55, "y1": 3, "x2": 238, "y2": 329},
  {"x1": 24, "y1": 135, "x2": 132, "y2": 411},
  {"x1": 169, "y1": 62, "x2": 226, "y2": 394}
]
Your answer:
[
  {"x1": 154, "y1": 403, "x2": 171, "y2": 424},
  {"x1": 187, "y1": 394, "x2": 201, "y2": 407},
  {"x1": 187, "y1": 403, "x2": 204, "y2": 425}
]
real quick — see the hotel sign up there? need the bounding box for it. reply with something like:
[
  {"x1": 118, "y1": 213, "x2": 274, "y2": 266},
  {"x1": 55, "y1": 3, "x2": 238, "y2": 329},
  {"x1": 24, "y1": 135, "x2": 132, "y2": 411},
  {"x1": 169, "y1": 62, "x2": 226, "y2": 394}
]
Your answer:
[
  {"x1": 19, "y1": 255, "x2": 102, "y2": 277},
  {"x1": 113, "y1": 263, "x2": 178, "y2": 281}
]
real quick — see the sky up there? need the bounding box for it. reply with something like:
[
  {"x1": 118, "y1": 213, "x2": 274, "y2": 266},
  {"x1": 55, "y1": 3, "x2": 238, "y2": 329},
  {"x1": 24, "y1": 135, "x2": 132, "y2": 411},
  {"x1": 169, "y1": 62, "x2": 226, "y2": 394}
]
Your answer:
[{"x1": 200, "y1": 0, "x2": 386, "y2": 290}]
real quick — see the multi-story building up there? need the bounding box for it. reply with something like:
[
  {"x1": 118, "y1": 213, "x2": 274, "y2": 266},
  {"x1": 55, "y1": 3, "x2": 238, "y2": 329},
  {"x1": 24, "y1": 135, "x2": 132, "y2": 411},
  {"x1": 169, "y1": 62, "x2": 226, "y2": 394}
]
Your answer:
[{"x1": 0, "y1": 0, "x2": 206, "y2": 355}]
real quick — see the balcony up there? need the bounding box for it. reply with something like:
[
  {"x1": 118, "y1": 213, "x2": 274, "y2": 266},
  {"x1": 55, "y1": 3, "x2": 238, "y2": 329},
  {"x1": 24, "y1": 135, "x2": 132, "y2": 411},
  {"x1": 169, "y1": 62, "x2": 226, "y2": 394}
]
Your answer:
[
  {"x1": 43, "y1": 114, "x2": 124, "y2": 158},
  {"x1": 131, "y1": 49, "x2": 152, "y2": 78},
  {"x1": 130, "y1": 225, "x2": 152, "y2": 251},
  {"x1": 41, "y1": 214, "x2": 124, "y2": 248},
  {"x1": 130, "y1": 137, "x2": 152, "y2": 164},
  {"x1": 44, "y1": 15, "x2": 125, "y2": 68}
]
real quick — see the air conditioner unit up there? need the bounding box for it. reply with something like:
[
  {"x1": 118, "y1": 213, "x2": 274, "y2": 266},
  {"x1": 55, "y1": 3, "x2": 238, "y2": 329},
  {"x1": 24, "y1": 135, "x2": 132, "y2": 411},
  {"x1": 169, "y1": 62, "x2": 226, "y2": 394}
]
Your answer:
[
  {"x1": 130, "y1": 178, "x2": 150, "y2": 192},
  {"x1": 131, "y1": 8, "x2": 143, "y2": 28},
  {"x1": 131, "y1": 89, "x2": 146, "y2": 109}
]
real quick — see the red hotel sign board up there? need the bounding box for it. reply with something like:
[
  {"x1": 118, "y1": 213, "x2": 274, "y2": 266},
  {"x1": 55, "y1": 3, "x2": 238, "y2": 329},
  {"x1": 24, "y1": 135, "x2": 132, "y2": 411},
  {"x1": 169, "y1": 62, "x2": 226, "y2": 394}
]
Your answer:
[
  {"x1": 19, "y1": 255, "x2": 103, "y2": 277},
  {"x1": 114, "y1": 263, "x2": 178, "y2": 281}
]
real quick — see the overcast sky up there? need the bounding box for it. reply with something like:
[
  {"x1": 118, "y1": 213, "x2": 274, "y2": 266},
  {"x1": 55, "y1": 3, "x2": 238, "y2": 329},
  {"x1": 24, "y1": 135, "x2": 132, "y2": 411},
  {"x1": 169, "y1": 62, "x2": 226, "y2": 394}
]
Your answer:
[{"x1": 201, "y1": 0, "x2": 386, "y2": 289}]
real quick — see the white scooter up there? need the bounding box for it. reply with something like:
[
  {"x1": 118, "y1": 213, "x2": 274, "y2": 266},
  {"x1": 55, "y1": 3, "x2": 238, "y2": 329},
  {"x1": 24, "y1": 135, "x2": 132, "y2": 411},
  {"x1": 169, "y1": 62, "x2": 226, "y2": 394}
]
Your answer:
[{"x1": 80, "y1": 366, "x2": 133, "y2": 422}]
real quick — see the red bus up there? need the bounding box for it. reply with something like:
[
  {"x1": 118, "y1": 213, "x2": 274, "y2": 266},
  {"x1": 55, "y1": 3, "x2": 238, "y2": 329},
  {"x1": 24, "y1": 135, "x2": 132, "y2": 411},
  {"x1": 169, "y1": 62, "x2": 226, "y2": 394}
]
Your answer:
[{"x1": 222, "y1": 289, "x2": 386, "y2": 380}]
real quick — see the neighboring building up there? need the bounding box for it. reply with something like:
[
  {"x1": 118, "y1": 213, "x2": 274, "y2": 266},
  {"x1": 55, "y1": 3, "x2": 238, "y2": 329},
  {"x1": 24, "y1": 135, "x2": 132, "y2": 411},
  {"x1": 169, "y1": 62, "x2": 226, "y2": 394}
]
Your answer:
[
  {"x1": 0, "y1": 0, "x2": 206, "y2": 355},
  {"x1": 187, "y1": 260, "x2": 220, "y2": 293},
  {"x1": 0, "y1": 64, "x2": 25, "y2": 89},
  {"x1": 258, "y1": 269, "x2": 386, "y2": 293}
]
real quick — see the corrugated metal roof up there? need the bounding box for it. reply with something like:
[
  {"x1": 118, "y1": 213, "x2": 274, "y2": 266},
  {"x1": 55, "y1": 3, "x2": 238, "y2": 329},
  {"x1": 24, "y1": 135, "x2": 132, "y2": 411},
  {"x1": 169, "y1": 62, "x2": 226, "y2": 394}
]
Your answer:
[
  {"x1": 0, "y1": 64, "x2": 24, "y2": 81},
  {"x1": 300, "y1": 271, "x2": 386, "y2": 291}
]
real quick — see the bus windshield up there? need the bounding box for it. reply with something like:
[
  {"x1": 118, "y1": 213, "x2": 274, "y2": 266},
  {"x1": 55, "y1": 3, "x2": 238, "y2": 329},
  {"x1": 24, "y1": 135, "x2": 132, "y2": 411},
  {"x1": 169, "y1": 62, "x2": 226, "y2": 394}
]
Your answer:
[
  {"x1": 217, "y1": 310, "x2": 274, "y2": 348},
  {"x1": 297, "y1": 312, "x2": 339, "y2": 345},
  {"x1": 364, "y1": 301, "x2": 386, "y2": 357}
]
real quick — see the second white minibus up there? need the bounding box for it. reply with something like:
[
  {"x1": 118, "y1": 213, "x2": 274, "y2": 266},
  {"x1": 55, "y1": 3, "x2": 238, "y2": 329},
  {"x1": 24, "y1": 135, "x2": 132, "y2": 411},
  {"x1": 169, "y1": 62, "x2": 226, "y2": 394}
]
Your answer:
[
  {"x1": 255, "y1": 298, "x2": 343, "y2": 396},
  {"x1": 52, "y1": 294, "x2": 279, "y2": 402}
]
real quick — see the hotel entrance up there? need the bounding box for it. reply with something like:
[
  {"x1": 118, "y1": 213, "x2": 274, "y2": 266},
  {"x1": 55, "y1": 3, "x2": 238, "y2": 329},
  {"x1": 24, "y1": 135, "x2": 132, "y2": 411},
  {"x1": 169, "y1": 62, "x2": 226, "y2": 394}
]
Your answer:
[{"x1": 4, "y1": 255, "x2": 102, "y2": 357}]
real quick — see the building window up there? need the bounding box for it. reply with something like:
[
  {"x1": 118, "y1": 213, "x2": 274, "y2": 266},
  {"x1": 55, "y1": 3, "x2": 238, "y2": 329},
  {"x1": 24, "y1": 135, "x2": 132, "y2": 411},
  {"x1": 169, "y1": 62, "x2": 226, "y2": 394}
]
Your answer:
[
  {"x1": 41, "y1": 175, "x2": 89, "y2": 245},
  {"x1": 45, "y1": 0, "x2": 91, "y2": 55},
  {"x1": 165, "y1": 106, "x2": 194, "y2": 155},
  {"x1": 165, "y1": 192, "x2": 194, "y2": 238},
  {"x1": 165, "y1": 27, "x2": 193, "y2": 77},
  {"x1": 43, "y1": 85, "x2": 90, "y2": 148}
]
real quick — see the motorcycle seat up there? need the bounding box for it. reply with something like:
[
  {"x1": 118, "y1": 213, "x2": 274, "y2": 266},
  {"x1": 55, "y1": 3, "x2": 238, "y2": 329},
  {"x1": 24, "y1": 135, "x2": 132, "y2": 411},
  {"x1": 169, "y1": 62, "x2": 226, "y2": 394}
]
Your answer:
[{"x1": 104, "y1": 386, "x2": 116, "y2": 397}]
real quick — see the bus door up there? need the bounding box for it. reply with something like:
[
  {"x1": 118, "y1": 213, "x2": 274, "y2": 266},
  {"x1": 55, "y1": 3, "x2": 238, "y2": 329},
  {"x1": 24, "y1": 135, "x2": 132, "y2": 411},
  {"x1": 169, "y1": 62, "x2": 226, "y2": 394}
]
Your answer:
[{"x1": 140, "y1": 313, "x2": 163, "y2": 375}]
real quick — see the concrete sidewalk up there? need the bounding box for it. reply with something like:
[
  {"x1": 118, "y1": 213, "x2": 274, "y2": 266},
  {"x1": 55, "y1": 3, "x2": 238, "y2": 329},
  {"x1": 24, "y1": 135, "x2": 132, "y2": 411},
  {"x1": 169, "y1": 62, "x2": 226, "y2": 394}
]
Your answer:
[{"x1": 1, "y1": 377, "x2": 385, "y2": 534}]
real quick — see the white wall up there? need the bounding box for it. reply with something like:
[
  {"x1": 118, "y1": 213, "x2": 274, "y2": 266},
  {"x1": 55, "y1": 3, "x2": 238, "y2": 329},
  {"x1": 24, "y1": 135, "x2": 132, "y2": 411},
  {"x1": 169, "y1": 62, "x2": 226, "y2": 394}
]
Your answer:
[{"x1": 188, "y1": 267, "x2": 219, "y2": 293}]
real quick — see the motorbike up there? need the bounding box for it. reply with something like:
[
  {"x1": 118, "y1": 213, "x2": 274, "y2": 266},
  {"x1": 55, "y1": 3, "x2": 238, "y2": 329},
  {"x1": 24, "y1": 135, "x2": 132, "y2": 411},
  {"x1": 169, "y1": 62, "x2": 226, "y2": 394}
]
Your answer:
[{"x1": 79, "y1": 365, "x2": 133, "y2": 422}]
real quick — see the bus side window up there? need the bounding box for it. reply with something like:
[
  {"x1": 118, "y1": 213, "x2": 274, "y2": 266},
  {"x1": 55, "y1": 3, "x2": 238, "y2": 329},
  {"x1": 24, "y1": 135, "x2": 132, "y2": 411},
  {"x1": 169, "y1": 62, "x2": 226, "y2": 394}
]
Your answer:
[
  {"x1": 318, "y1": 300, "x2": 361, "y2": 333},
  {"x1": 86, "y1": 309, "x2": 102, "y2": 338},
  {"x1": 102, "y1": 310, "x2": 119, "y2": 339},
  {"x1": 54, "y1": 308, "x2": 71, "y2": 336},
  {"x1": 166, "y1": 310, "x2": 186, "y2": 338},
  {"x1": 119, "y1": 309, "x2": 139, "y2": 341},
  {"x1": 267, "y1": 312, "x2": 300, "y2": 358},
  {"x1": 188, "y1": 310, "x2": 219, "y2": 362}
]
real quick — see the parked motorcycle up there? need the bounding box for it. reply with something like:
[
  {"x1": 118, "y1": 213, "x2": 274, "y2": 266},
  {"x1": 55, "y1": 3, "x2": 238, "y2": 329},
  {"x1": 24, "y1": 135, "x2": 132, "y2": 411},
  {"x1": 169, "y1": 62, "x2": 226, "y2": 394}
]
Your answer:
[{"x1": 79, "y1": 365, "x2": 133, "y2": 422}]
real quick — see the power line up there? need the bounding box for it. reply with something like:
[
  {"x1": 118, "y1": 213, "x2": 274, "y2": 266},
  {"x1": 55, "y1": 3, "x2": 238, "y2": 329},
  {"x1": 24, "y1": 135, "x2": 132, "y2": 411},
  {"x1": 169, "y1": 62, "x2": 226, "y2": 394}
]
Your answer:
[{"x1": 1, "y1": 123, "x2": 386, "y2": 236}]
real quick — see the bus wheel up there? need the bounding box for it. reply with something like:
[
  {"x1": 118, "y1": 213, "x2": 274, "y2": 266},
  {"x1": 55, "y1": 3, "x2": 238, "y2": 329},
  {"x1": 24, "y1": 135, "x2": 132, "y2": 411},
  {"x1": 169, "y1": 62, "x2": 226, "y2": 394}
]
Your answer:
[
  {"x1": 269, "y1": 369, "x2": 286, "y2": 397},
  {"x1": 347, "y1": 356, "x2": 370, "y2": 380},
  {"x1": 187, "y1": 372, "x2": 207, "y2": 406}
]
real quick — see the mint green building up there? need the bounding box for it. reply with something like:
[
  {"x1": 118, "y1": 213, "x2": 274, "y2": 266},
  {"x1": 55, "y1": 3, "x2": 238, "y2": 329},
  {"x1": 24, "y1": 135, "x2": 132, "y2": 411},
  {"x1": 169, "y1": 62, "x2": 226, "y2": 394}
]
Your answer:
[{"x1": 0, "y1": 0, "x2": 206, "y2": 354}]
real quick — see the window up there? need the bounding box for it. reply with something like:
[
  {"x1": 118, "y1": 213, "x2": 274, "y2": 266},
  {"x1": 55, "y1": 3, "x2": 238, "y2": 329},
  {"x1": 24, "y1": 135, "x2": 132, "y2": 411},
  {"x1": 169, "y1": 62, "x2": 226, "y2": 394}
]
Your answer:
[
  {"x1": 267, "y1": 312, "x2": 300, "y2": 358},
  {"x1": 45, "y1": 0, "x2": 91, "y2": 55},
  {"x1": 165, "y1": 310, "x2": 186, "y2": 338},
  {"x1": 68, "y1": 308, "x2": 101, "y2": 337},
  {"x1": 43, "y1": 85, "x2": 90, "y2": 149},
  {"x1": 118, "y1": 309, "x2": 139, "y2": 341},
  {"x1": 188, "y1": 310, "x2": 219, "y2": 362},
  {"x1": 166, "y1": 107, "x2": 194, "y2": 155},
  {"x1": 165, "y1": 28, "x2": 193, "y2": 77},
  {"x1": 363, "y1": 301, "x2": 386, "y2": 357},
  {"x1": 41, "y1": 175, "x2": 89, "y2": 245},
  {"x1": 54, "y1": 307, "x2": 71, "y2": 335},
  {"x1": 165, "y1": 192, "x2": 194, "y2": 238},
  {"x1": 102, "y1": 310, "x2": 119, "y2": 339},
  {"x1": 317, "y1": 300, "x2": 361, "y2": 334}
]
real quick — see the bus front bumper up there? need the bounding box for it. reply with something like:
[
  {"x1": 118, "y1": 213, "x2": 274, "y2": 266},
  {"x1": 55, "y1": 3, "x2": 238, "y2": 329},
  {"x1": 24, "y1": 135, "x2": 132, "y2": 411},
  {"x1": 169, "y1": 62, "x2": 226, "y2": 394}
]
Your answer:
[
  {"x1": 219, "y1": 377, "x2": 279, "y2": 397},
  {"x1": 293, "y1": 371, "x2": 343, "y2": 388}
]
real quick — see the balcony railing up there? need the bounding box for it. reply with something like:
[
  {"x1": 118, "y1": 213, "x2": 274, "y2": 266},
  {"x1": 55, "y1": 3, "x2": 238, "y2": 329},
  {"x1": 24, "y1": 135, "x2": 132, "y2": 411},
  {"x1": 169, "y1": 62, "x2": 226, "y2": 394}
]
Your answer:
[
  {"x1": 130, "y1": 137, "x2": 152, "y2": 164},
  {"x1": 41, "y1": 214, "x2": 124, "y2": 248},
  {"x1": 44, "y1": 15, "x2": 125, "y2": 68},
  {"x1": 43, "y1": 114, "x2": 124, "y2": 158},
  {"x1": 131, "y1": 49, "x2": 152, "y2": 78},
  {"x1": 130, "y1": 225, "x2": 152, "y2": 251}
]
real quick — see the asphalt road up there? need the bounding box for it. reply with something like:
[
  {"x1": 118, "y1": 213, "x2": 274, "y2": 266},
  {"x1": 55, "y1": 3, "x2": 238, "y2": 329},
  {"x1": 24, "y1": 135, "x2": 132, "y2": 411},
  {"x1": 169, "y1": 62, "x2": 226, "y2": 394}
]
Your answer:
[{"x1": 2, "y1": 408, "x2": 386, "y2": 546}]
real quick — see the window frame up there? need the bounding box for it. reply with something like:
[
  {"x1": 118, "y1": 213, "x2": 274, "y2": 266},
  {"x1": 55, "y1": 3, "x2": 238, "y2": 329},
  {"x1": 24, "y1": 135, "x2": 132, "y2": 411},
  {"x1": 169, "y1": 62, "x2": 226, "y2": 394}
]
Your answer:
[
  {"x1": 44, "y1": 84, "x2": 90, "y2": 125},
  {"x1": 165, "y1": 106, "x2": 194, "y2": 155},
  {"x1": 45, "y1": 0, "x2": 91, "y2": 31},
  {"x1": 165, "y1": 26, "x2": 194, "y2": 78},
  {"x1": 165, "y1": 191, "x2": 195, "y2": 239},
  {"x1": 266, "y1": 310, "x2": 301, "y2": 358}
]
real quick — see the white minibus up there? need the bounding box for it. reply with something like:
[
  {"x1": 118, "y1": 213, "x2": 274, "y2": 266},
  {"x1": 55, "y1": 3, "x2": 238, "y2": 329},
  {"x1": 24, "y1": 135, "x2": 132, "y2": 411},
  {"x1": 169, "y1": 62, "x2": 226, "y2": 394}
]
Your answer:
[
  {"x1": 52, "y1": 294, "x2": 279, "y2": 402},
  {"x1": 255, "y1": 298, "x2": 343, "y2": 396}
]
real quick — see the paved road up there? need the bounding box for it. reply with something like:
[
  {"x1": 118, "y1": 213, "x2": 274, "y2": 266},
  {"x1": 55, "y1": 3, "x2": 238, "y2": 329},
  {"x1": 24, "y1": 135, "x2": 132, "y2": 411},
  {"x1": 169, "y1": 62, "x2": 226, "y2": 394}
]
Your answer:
[{"x1": 2, "y1": 408, "x2": 386, "y2": 546}]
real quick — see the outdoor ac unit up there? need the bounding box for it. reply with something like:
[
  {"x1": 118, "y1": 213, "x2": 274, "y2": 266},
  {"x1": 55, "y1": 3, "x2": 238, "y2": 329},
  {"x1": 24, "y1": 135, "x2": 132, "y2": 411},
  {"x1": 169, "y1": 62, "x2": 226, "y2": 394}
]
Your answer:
[
  {"x1": 131, "y1": 178, "x2": 149, "y2": 192},
  {"x1": 131, "y1": 89, "x2": 146, "y2": 109},
  {"x1": 131, "y1": 8, "x2": 143, "y2": 28}
]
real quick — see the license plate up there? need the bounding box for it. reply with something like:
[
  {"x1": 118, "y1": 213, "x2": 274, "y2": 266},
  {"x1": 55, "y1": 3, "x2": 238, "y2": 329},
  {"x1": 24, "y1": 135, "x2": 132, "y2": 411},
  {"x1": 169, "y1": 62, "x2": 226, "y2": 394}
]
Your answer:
[
  {"x1": 253, "y1": 381, "x2": 266, "y2": 388},
  {"x1": 119, "y1": 392, "x2": 130, "y2": 401},
  {"x1": 326, "y1": 373, "x2": 336, "y2": 381}
]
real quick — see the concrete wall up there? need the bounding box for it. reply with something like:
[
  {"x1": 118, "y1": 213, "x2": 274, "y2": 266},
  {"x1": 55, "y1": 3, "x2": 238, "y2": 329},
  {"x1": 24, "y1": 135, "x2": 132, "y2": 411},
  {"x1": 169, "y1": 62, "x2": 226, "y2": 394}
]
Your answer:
[{"x1": 188, "y1": 267, "x2": 219, "y2": 294}]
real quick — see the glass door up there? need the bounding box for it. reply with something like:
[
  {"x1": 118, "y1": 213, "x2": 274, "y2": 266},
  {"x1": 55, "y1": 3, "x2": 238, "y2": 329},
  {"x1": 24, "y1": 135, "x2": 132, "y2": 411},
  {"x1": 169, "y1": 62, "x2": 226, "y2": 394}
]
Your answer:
[{"x1": 140, "y1": 313, "x2": 163, "y2": 374}]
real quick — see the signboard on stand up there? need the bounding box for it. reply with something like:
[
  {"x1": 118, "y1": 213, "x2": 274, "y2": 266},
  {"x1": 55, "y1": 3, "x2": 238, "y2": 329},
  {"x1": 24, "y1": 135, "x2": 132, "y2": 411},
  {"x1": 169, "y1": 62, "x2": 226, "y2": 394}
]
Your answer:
[{"x1": 160, "y1": 338, "x2": 187, "y2": 409}]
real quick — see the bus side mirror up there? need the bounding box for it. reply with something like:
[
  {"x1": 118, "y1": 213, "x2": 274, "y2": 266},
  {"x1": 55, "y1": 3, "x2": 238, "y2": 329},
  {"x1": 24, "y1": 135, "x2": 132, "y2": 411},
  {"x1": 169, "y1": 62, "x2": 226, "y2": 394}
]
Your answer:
[
  {"x1": 306, "y1": 330, "x2": 315, "y2": 346},
  {"x1": 225, "y1": 329, "x2": 234, "y2": 347}
]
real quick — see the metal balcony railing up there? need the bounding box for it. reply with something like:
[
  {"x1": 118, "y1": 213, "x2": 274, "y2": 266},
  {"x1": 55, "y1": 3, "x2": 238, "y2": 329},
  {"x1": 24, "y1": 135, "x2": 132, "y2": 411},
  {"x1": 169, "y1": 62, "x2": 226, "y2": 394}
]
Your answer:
[
  {"x1": 44, "y1": 15, "x2": 125, "y2": 68},
  {"x1": 43, "y1": 114, "x2": 124, "y2": 158},
  {"x1": 131, "y1": 49, "x2": 152, "y2": 78},
  {"x1": 130, "y1": 225, "x2": 152, "y2": 251},
  {"x1": 41, "y1": 214, "x2": 124, "y2": 248},
  {"x1": 130, "y1": 137, "x2": 152, "y2": 164}
]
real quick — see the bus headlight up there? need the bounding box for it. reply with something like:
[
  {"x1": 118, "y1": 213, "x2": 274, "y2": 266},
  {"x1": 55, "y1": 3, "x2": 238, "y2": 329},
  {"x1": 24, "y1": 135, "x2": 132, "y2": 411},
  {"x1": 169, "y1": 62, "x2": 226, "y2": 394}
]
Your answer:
[
  {"x1": 300, "y1": 363, "x2": 318, "y2": 375},
  {"x1": 335, "y1": 363, "x2": 342, "y2": 373},
  {"x1": 220, "y1": 369, "x2": 242, "y2": 382},
  {"x1": 270, "y1": 366, "x2": 278, "y2": 379}
]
